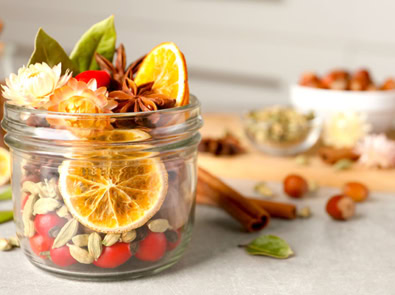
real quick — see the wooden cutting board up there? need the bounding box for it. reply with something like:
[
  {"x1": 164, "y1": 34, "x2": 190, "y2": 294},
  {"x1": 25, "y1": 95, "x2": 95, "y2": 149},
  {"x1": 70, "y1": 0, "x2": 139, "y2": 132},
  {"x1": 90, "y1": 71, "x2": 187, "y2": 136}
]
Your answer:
[{"x1": 198, "y1": 113, "x2": 395, "y2": 192}]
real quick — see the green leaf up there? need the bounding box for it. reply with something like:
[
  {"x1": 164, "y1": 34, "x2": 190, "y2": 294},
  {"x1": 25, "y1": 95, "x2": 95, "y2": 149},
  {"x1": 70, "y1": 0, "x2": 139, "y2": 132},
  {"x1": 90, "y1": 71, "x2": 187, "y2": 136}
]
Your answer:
[
  {"x1": 70, "y1": 15, "x2": 116, "y2": 72},
  {"x1": 0, "y1": 211, "x2": 13, "y2": 224},
  {"x1": 244, "y1": 235, "x2": 294, "y2": 259},
  {"x1": 0, "y1": 188, "x2": 12, "y2": 201},
  {"x1": 28, "y1": 28, "x2": 79, "y2": 75}
]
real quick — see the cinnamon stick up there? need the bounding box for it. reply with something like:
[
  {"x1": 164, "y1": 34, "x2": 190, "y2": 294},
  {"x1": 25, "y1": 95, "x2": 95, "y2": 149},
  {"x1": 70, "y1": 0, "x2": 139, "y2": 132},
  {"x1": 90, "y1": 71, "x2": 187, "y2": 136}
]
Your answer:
[
  {"x1": 198, "y1": 167, "x2": 270, "y2": 232},
  {"x1": 250, "y1": 199, "x2": 296, "y2": 219},
  {"x1": 197, "y1": 192, "x2": 296, "y2": 220}
]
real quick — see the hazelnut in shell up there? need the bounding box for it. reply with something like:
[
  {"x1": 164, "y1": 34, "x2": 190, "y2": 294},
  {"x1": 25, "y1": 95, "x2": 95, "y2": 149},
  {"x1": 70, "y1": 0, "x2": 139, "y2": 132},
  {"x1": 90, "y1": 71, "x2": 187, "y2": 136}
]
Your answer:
[{"x1": 326, "y1": 195, "x2": 355, "y2": 221}]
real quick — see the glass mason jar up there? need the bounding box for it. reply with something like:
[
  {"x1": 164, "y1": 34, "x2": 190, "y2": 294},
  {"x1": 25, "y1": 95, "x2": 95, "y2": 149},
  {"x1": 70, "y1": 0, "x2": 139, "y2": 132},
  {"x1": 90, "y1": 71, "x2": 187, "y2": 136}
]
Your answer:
[{"x1": 2, "y1": 96, "x2": 202, "y2": 280}]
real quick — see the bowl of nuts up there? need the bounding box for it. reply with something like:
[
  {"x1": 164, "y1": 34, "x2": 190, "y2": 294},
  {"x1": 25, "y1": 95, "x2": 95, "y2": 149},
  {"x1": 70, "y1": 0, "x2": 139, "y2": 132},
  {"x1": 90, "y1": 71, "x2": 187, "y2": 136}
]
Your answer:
[
  {"x1": 243, "y1": 106, "x2": 322, "y2": 156},
  {"x1": 290, "y1": 69, "x2": 395, "y2": 132}
]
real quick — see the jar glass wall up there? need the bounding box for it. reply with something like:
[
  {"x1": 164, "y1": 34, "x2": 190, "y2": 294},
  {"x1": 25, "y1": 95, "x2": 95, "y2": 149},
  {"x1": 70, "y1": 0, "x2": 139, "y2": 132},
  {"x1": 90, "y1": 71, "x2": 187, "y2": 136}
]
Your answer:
[{"x1": 2, "y1": 96, "x2": 202, "y2": 280}]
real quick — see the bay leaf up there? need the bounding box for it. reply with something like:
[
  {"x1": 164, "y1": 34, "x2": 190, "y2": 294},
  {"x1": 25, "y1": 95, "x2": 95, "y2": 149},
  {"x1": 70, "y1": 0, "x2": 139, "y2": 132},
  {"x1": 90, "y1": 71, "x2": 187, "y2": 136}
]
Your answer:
[
  {"x1": 28, "y1": 28, "x2": 78, "y2": 74},
  {"x1": 70, "y1": 15, "x2": 116, "y2": 72},
  {"x1": 0, "y1": 211, "x2": 13, "y2": 224},
  {"x1": 244, "y1": 235, "x2": 293, "y2": 259},
  {"x1": 0, "y1": 188, "x2": 12, "y2": 201}
]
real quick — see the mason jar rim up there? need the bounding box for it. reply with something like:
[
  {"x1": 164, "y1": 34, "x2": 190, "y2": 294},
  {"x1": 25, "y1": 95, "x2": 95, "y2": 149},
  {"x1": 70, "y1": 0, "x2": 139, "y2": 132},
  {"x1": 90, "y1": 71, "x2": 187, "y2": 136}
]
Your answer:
[{"x1": 4, "y1": 94, "x2": 200, "y2": 118}]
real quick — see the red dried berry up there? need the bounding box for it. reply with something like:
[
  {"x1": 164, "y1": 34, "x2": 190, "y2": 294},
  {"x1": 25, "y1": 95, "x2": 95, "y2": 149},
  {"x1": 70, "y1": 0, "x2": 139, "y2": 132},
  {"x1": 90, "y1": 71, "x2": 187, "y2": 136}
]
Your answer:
[
  {"x1": 93, "y1": 242, "x2": 132, "y2": 269},
  {"x1": 135, "y1": 232, "x2": 167, "y2": 262},
  {"x1": 50, "y1": 246, "x2": 77, "y2": 267},
  {"x1": 29, "y1": 234, "x2": 54, "y2": 259},
  {"x1": 75, "y1": 70, "x2": 111, "y2": 88},
  {"x1": 34, "y1": 213, "x2": 67, "y2": 238}
]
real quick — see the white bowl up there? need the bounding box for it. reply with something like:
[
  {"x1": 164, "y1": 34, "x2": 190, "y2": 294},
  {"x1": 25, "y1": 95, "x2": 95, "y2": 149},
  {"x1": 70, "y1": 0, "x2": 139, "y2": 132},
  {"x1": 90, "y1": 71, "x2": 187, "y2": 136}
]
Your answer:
[{"x1": 290, "y1": 85, "x2": 395, "y2": 132}]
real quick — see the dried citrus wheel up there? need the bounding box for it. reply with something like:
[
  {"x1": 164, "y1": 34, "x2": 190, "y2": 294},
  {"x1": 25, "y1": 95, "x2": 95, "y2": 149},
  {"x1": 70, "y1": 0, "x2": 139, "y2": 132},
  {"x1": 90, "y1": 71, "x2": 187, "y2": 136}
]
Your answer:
[
  {"x1": 58, "y1": 158, "x2": 167, "y2": 233},
  {"x1": 134, "y1": 42, "x2": 189, "y2": 107},
  {"x1": 0, "y1": 147, "x2": 10, "y2": 186},
  {"x1": 89, "y1": 129, "x2": 151, "y2": 143}
]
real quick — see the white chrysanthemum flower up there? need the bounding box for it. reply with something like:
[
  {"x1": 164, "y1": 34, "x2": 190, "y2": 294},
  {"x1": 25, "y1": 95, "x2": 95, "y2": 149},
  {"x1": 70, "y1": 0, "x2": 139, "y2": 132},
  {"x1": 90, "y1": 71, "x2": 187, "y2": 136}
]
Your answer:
[
  {"x1": 323, "y1": 112, "x2": 371, "y2": 149},
  {"x1": 1, "y1": 63, "x2": 71, "y2": 108},
  {"x1": 355, "y1": 134, "x2": 395, "y2": 169}
]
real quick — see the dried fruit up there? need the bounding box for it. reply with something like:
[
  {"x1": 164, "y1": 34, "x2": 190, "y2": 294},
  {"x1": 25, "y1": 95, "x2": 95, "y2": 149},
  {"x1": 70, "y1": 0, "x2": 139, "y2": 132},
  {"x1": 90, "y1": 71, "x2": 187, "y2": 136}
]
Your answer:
[
  {"x1": 52, "y1": 219, "x2": 79, "y2": 249},
  {"x1": 34, "y1": 213, "x2": 67, "y2": 238},
  {"x1": 93, "y1": 242, "x2": 132, "y2": 268},
  {"x1": 50, "y1": 245, "x2": 77, "y2": 267},
  {"x1": 326, "y1": 195, "x2": 355, "y2": 220},
  {"x1": 147, "y1": 219, "x2": 170, "y2": 233},
  {"x1": 343, "y1": 182, "x2": 369, "y2": 202},
  {"x1": 135, "y1": 232, "x2": 167, "y2": 262},
  {"x1": 58, "y1": 158, "x2": 167, "y2": 233},
  {"x1": 134, "y1": 42, "x2": 189, "y2": 106},
  {"x1": 67, "y1": 244, "x2": 94, "y2": 264},
  {"x1": 30, "y1": 233, "x2": 54, "y2": 258},
  {"x1": 88, "y1": 232, "x2": 103, "y2": 261},
  {"x1": 102, "y1": 233, "x2": 121, "y2": 247},
  {"x1": 75, "y1": 70, "x2": 111, "y2": 88},
  {"x1": 283, "y1": 174, "x2": 308, "y2": 199}
]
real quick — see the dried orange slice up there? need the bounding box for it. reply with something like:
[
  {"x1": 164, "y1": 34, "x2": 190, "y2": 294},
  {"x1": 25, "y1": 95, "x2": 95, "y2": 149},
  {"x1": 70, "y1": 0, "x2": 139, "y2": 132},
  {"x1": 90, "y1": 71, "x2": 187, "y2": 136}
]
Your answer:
[
  {"x1": 59, "y1": 158, "x2": 167, "y2": 233},
  {"x1": 0, "y1": 148, "x2": 10, "y2": 186},
  {"x1": 134, "y1": 42, "x2": 189, "y2": 107},
  {"x1": 89, "y1": 129, "x2": 151, "y2": 143}
]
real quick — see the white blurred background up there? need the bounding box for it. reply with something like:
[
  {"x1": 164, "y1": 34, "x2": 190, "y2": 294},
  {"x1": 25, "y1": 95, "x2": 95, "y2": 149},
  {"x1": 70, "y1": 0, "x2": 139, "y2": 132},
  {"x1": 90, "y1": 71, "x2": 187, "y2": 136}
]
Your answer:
[{"x1": 2, "y1": 0, "x2": 395, "y2": 112}]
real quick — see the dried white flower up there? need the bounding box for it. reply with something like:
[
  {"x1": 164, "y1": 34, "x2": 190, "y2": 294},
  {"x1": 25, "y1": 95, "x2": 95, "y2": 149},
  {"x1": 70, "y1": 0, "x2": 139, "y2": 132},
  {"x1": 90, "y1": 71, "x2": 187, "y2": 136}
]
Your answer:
[
  {"x1": 354, "y1": 134, "x2": 395, "y2": 168},
  {"x1": 323, "y1": 112, "x2": 371, "y2": 149},
  {"x1": 1, "y1": 62, "x2": 71, "y2": 108}
]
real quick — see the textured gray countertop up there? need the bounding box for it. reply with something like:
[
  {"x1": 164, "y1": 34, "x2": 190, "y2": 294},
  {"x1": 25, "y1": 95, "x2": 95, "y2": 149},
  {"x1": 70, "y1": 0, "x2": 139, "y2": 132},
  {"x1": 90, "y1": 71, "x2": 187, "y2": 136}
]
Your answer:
[{"x1": 1, "y1": 178, "x2": 395, "y2": 295}]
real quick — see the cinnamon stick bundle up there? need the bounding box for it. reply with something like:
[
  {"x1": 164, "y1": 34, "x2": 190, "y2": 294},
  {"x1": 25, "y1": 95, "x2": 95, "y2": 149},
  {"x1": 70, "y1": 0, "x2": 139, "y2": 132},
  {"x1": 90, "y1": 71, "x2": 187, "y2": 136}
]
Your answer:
[
  {"x1": 198, "y1": 167, "x2": 270, "y2": 232},
  {"x1": 197, "y1": 167, "x2": 298, "y2": 232}
]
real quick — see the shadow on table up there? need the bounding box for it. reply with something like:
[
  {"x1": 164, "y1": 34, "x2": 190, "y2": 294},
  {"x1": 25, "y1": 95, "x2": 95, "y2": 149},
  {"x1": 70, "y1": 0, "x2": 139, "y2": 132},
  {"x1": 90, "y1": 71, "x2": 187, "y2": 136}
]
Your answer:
[{"x1": 151, "y1": 205, "x2": 260, "y2": 278}]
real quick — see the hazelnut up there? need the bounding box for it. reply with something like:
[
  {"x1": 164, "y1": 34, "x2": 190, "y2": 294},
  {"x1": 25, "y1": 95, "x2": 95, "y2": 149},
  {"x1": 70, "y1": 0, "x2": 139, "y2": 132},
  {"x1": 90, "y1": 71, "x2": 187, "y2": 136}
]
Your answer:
[
  {"x1": 380, "y1": 78, "x2": 395, "y2": 90},
  {"x1": 343, "y1": 181, "x2": 369, "y2": 202},
  {"x1": 321, "y1": 70, "x2": 350, "y2": 90},
  {"x1": 299, "y1": 72, "x2": 322, "y2": 88},
  {"x1": 350, "y1": 69, "x2": 372, "y2": 91},
  {"x1": 283, "y1": 174, "x2": 308, "y2": 198},
  {"x1": 326, "y1": 195, "x2": 355, "y2": 220}
]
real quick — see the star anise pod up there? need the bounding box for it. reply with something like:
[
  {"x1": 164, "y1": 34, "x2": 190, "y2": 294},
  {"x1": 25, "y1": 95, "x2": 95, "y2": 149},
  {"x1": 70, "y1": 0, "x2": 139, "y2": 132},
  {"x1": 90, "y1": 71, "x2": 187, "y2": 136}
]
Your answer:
[
  {"x1": 95, "y1": 44, "x2": 145, "y2": 90},
  {"x1": 109, "y1": 74, "x2": 176, "y2": 113}
]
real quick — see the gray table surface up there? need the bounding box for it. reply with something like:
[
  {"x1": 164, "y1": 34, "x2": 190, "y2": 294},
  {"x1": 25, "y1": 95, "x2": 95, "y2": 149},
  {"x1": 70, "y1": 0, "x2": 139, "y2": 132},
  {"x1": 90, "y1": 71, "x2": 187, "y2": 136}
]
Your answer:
[{"x1": 1, "y1": 178, "x2": 395, "y2": 295}]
